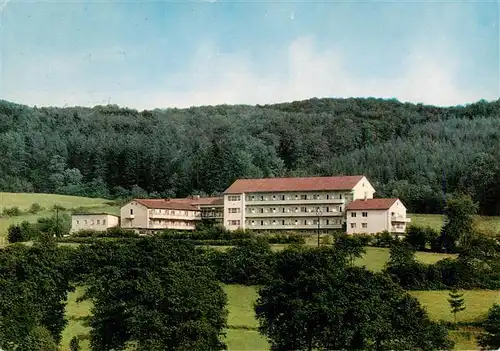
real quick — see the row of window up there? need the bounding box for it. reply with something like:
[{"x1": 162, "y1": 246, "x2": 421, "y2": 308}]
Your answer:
[
  {"x1": 248, "y1": 218, "x2": 342, "y2": 226},
  {"x1": 228, "y1": 220, "x2": 241, "y2": 226},
  {"x1": 351, "y1": 212, "x2": 368, "y2": 217},
  {"x1": 149, "y1": 219, "x2": 191, "y2": 226},
  {"x1": 227, "y1": 194, "x2": 354, "y2": 202},
  {"x1": 246, "y1": 193, "x2": 346, "y2": 201},
  {"x1": 149, "y1": 209, "x2": 193, "y2": 216},
  {"x1": 350, "y1": 223, "x2": 368, "y2": 229},
  {"x1": 246, "y1": 206, "x2": 343, "y2": 214},
  {"x1": 75, "y1": 219, "x2": 107, "y2": 225}
]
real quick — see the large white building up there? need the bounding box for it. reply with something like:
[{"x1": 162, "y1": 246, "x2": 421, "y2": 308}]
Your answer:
[
  {"x1": 70, "y1": 175, "x2": 411, "y2": 235},
  {"x1": 222, "y1": 175, "x2": 377, "y2": 232}
]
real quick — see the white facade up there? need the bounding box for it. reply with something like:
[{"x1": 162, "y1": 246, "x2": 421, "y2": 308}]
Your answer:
[
  {"x1": 71, "y1": 213, "x2": 120, "y2": 233},
  {"x1": 346, "y1": 199, "x2": 411, "y2": 235},
  {"x1": 223, "y1": 176, "x2": 375, "y2": 232},
  {"x1": 120, "y1": 200, "x2": 201, "y2": 231}
]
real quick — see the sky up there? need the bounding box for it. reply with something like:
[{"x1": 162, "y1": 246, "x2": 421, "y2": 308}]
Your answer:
[{"x1": 0, "y1": 0, "x2": 499, "y2": 110}]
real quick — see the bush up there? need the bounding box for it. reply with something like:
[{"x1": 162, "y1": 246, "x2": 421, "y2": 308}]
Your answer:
[
  {"x1": 267, "y1": 233, "x2": 306, "y2": 244},
  {"x1": 7, "y1": 221, "x2": 37, "y2": 243},
  {"x1": 209, "y1": 238, "x2": 276, "y2": 285},
  {"x1": 406, "y1": 225, "x2": 440, "y2": 252},
  {"x1": 73, "y1": 227, "x2": 139, "y2": 238},
  {"x1": 158, "y1": 228, "x2": 305, "y2": 245},
  {"x1": 354, "y1": 234, "x2": 375, "y2": 246},
  {"x1": 3, "y1": 206, "x2": 21, "y2": 217},
  {"x1": 29, "y1": 203, "x2": 43, "y2": 214},
  {"x1": 8, "y1": 225, "x2": 26, "y2": 243},
  {"x1": 105, "y1": 227, "x2": 139, "y2": 238},
  {"x1": 373, "y1": 231, "x2": 395, "y2": 247}
]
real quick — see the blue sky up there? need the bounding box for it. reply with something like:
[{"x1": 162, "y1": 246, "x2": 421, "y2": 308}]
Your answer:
[{"x1": 0, "y1": 0, "x2": 498, "y2": 109}]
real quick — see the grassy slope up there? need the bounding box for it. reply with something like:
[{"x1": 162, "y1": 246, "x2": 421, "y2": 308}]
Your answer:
[
  {"x1": 0, "y1": 192, "x2": 119, "y2": 245},
  {"x1": 0, "y1": 192, "x2": 111, "y2": 211},
  {"x1": 410, "y1": 213, "x2": 500, "y2": 233}
]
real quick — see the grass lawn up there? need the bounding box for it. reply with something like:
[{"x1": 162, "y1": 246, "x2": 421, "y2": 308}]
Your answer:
[
  {"x1": 0, "y1": 192, "x2": 111, "y2": 211},
  {"x1": 409, "y1": 213, "x2": 500, "y2": 234},
  {"x1": 61, "y1": 282, "x2": 498, "y2": 351},
  {"x1": 0, "y1": 193, "x2": 118, "y2": 245},
  {"x1": 410, "y1": 290, "x2": 500, "y2": 323},
  {"x1": 355, "y1": 246, "x2": 455, "y2": 272}
]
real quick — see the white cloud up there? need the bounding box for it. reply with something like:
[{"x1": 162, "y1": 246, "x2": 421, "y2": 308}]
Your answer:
[{"x1": 2, "y1": 36, "x2": 497, "y2": 109}]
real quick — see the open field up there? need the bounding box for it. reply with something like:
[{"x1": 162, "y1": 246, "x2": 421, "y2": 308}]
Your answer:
[
  {"x1": 0, "y1": 192, "x2": 119, "y2": 245},
  {"x1": 61, "y1": 284, "x2": 498, "y2": 351},
  {"x1": 355, "y1": 246, "x2": 454, "y2": 272},
  {"x1": 0, "y1": 192, "x2": 111, "y2": 211},
  {"x1": 411, "y1": 290, "x2": 500, "y2": 323},
  {"x1": 409, "y1": 213, "x2": 500, "y2": 234}
]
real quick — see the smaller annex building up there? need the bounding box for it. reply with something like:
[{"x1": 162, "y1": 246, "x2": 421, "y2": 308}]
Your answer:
[
  {"x1": 345, "y1": 198, "x2": 411, "y2": 235},
  {"x1": 70, "y1": 212, "x2": 120, "y2": 233}
]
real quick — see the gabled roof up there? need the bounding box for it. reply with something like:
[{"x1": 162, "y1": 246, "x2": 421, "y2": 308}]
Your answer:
[
  {"x1": 168, "y1": 196, "x2": 224, "y2": 206},
  {"x1": 133, "y1": 199, "x2": 199, "y2": 211},
  {"x1": 223, "y1": 175, "x2": 365, "y2": 194},
  {"x1": 346, "y1": 198, "x2": 399, "y2": 211},
  {"x1": 71, "y1": 212, "x2": 119, "y2": 217}
]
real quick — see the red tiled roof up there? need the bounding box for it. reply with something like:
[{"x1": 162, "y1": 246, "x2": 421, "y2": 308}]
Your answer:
[
  {"x1": 133, "y1": 199, "x2": 199, "y2": 211},
  {"x1": 169, "y1": 196, "x2": 224, "y2": 206},
  {"x1": 223, "y1": 175, "x2": 365, "y2": 194},
  {"x1": 346, "y1": 198, "x2": 399, "y2": 211}
]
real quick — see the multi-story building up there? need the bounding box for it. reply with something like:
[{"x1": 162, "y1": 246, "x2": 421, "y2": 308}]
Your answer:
[
  {"x1": 345, "y1": 198, "x2": 411, "y2": 235},
  {"x1": 70, "y1": 212, "x2": 120, "y2": 233},
  {"x1": 120, "y1": 196, "x2": 223, "y2": 233},
  {"x1": 222, "y1": 175, "x2": 375, "y2": 232}
]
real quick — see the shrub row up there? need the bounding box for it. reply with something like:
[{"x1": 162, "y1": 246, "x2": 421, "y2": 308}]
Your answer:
[
  {"x1": 157, "y1": 228, "x2": 306, "y2": 245},
  {"x1": 1, "y1": 203, "x2": 45, "y2": 217},
  {"x1": 385, "y1": 236, "x2": 500, "y2": 290},
  {"x1": 72, "y1": 227, "x2": 139, "y2": 238}
]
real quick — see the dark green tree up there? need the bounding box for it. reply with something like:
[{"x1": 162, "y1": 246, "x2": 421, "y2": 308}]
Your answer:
[
  {"x1": 440, "y1": 194, "x2": 479, "y2": 252},
  {"x1": 69, "y1": 336, "x2": 81, "y2": 351},
  {"x1": 0, "y1": 243, "x2": 73, "y2": 348},
  {"x1": 79, "y1": 239, "x2": 228, "y2": 351},
  {"x1": 447, "y1": 288, "x2": 466, "y2": 323},
  {"x1": 255, "y1": 245, "x2": 453, "y2": 351},
  {"x1": 478, "y1": 304, "x2": 500, "y2": 350}
]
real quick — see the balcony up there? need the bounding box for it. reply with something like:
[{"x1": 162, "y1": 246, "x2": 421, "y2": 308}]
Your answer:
[
  {"x1": 391, "y1": 226, "x2": 406, "y2": 233},
  {"x1": 246, "y1": 211, "x2": 343, "y2": 218},
  {"x1": 246, "y1": 224, "x2": 342, "y2": 230},
  {"x1": 201, "y1": 212, "x2": 223, "y2": 219},
  {"x1": 246, "y1": 198, "x2": 345, "y2": 206},
  {"x1": 149, "y1": 213, "x2": 201, "y2": 220},
  {"x1": 391, "y1": 216, "x2": 411, "y2": 223}
]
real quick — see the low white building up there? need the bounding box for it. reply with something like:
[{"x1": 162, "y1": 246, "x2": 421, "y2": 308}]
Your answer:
[
  {"x1": 71, "y1": 213, "x2": 120, "y2": 233},
  {"x1": 345, "y1": 198, "x2": 411, "y2": 235}
]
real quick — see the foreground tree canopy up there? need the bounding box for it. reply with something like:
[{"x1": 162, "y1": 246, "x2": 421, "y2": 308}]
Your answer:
[
  {"x1": 0, "y1": 98, "x2": 500, "y2": 215},
  {"x1": 255, "y1": 246, "x2": 454, "y2": 351},
  {"x1": 76, "y1": 239, "x2": 228, "y2": 351},
  {"x1": 0, "y1": 243, "x2": 73, "y2": 351}
]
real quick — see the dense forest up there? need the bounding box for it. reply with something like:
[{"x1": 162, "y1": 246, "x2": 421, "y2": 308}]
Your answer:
[{"x1": 0, "y1": 97, "x2": 499, "y2": 215}]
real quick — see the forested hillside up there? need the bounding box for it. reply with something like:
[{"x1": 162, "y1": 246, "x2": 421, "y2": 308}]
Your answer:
[{"x1": 1, "y1": 97, "x2": 499, "y2": 215}]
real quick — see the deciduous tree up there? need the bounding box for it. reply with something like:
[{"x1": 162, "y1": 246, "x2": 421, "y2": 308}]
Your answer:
[{"x1": 255, "y1": 246, "x2": 453, "y2": 351}]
